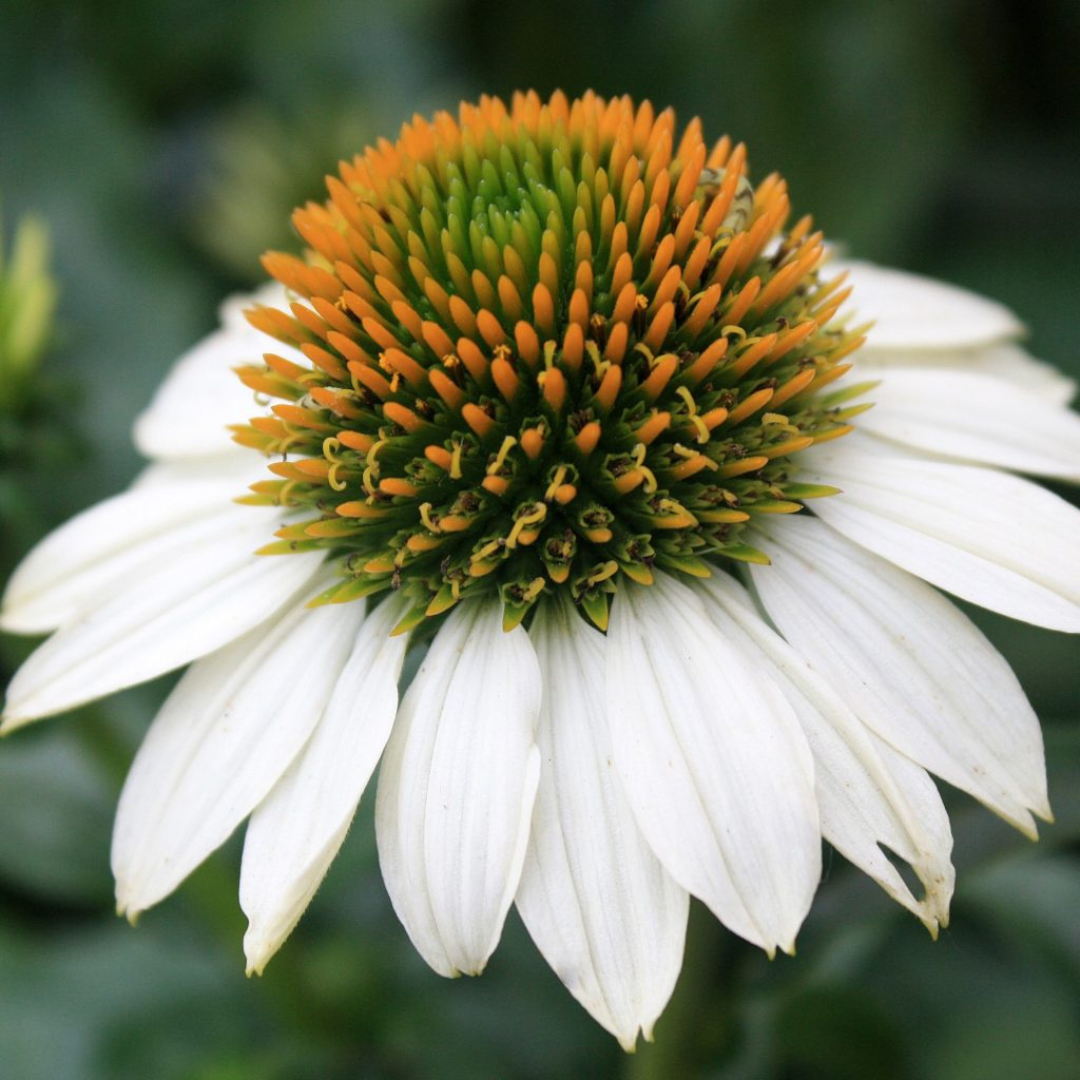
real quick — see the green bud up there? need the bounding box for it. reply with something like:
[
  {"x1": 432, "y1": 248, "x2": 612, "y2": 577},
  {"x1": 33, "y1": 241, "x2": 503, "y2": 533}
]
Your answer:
[{"x1": 0, "y1": 213, "x2": 58, "y2": 410}]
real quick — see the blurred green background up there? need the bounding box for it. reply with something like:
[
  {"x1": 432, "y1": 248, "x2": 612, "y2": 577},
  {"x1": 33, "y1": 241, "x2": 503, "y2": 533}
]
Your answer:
[{"x1": 1, "y1": 1, "x2": 1079, "y2": 1077}]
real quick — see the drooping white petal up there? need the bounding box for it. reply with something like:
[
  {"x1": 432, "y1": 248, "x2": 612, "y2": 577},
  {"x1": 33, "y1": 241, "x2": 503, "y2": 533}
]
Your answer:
[
  {"x1": 375, "y1": 600, "x2": 541, "y2": 977},
  {"x1": 803, "y1": 439, "x2": 1080, "y2": 631},
  {"x1": 240, "y1": 595, "x2": 409, "y2": 975},
  {"x1": 111, "y1": 573, "x2": 367, "y2": 917},
  {"x1": 0, "y1": 465, "x2": 263, "y2": 634},
  {"x1": 859, "y1": 366, "x2": 1080, "y2": 480},
  {"x1": 696, "y1": 572, "x2": 954, "y2": 933},
  {"x1": 605, "y1": 573, "x2": 820, "y2": 956},
  {"x1": 837, "y1": 260, "x2": 1023, "y2": 349},
  {"x1": 1, "y1": 507, "x2": 324, "y2": 727},
  {"x1": 750, "y1": 515, "x2": 1051, "y2": 835},
  {"x1": 856, "y1": 341, "x2": 1077, "y2": 407},
  {"x1": 516, "y1": 598, "x2": 688, "y2": 1050},
  {"x1": 133, "y1": 284, "x2": 301, "y2": 462}
]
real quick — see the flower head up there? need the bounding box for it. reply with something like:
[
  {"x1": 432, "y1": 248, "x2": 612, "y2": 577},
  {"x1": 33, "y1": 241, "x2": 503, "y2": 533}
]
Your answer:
[
  {"x1": 235, "y1": 91, "x2": 860, "y2": 630},
  {"x1": 3, "y1": 91, "x2": 1079, "y2": 1051}
]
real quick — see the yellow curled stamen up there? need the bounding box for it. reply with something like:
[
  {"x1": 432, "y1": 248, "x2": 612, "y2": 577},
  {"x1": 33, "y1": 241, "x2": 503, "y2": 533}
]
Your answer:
[
  {"x1": 675, "y1": 386, "x2": 698, "y2": 415},
  {"x1": 327, "y1": 462, "x2": 347, "y2": 492},
  {"x1": 521, "y1": 577, "x2": 547, "y2": 603},
  {"x1": 449, "y1": 439, "x2": 465, "y2": 480},
  {"x1": 487, "y1": 435, "x2": 518, "y2": 475},
  {"x1": 277, "y1": 480, "x2": 300, "y2": 507},
  {"x1": 586, "y1": 560, "x2": 619, "y2": 588},
  {"x1": 419, "y1": 502, "x2": 441, "y2": 532},
  {"x1": 322, "y1": 436, "x2": 343, "y2": 463},
  {"x1": 472, "y1": 538, "x2": 504, "y2": 564},
  {"x1": 506, "y1": 503, "x2": 547, "y2": 549},
  {"x1": 762, "y1": 411, "x2": 802, "y2": 434},
  {"x1": 709, "y1": 235, "x2": 732, "y2": 258},
  {"x1": 545, "y1": 465, "x2": 568, "y2": 501},
  {"x1": 584, "y1": 340, "x2": 605, "y2": 372},
  {"x1": 367, "y1": 438, "x2": 388, "y2": 465}
]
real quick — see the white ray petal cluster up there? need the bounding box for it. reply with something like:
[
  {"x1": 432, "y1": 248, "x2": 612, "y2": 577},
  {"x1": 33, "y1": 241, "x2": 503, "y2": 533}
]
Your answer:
[
  {"x1": 517, "y1": 598, "x2": 688, "y2": 1049},
  {"x1": 830, "y1": 260, "x2": 1025, "y2": 349},
  {"x1": 1, "y1": 258, "x2": 1077, "y2": 1050},
  {"x1": 112, "y1": 570, "x2": 366, "y2": 917},
  {"x1": 859, "y1": 366, "x2": 1080, "y2": 480},
  {"x1": 376, "y1": 600, "x2": 542, "y2": 977},
  {"x1": 240, "y1": 594, "x2": 409, "y2": 975},
  {"x1": 2, "y1": 504, "x2": 324, "y2": 728},
  {"x1": 606, "y1": 574, "x2": 820, "y2": 956},
  {"x1": 750, "y1": 517, "x2": 1051, "y2": 835},
  {"x1": 696, "y1": 572, "x2": 954, "y2": 934},
  {"x1": 803, "y1": 445, "x2": 1080, "y2": 631},
  {"x1": 0, "y1": 466, "x2": 263, "y2": 635}
]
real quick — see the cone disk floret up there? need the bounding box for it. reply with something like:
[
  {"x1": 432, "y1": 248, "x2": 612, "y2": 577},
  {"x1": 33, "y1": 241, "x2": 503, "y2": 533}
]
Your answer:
[{"x1": 233, "y1": 91, "x2": 867, "y2": 631}]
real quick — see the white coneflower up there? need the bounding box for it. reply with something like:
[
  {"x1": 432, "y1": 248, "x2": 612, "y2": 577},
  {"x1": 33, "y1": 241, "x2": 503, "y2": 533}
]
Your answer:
[{"x1": 3, "y1": 92, "x2": 1079, "y2": 1051}]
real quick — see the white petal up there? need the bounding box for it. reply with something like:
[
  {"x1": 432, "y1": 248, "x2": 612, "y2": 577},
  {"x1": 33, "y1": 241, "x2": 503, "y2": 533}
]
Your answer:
[
  {"x1": 240, "y1": 595, "x2": 408, "y2": 975},
  {"x1": 803, "y1": 439, "x2": 1080, "y2": 631},
  {"x1": 750, "y1": 515, "x2": 1051, "y2": 835},
  {"x1": 838, "y1": 260, "x2": 1024, "y2": 350},
  {"x1": 857, "y1": 342, "x2": 1077, "y2": 407},
  {"x1": 1, "y1": 507, "x2": 324, "y2": 727},
  {"x1": 859, "y1": 366, "x2": 1080, "y2": 480},
  {"x1": 0, "y1": 465, "x2": 262, "y2": 634},
  {"x1": 606, "y1": 574, "x2": 820, "y2": 955},
  {"x1": 696, "y1": 572, "x2": 954, "y2": 933},
  {"x1": 131, "y1": 454, "x2": 263, "y2": 490},
  {"x1": 111, "y1": 573, "x2": 367, "y2": 916},
  {"x1": 516, "y1": 598, "x2": 688, "y2": 1050},
  {"x1": 133, "y1": 284, "x2": 302, "y2": 462},
  {"x1": 375, "y1": 601, "x2": 542, "y2": 977}
]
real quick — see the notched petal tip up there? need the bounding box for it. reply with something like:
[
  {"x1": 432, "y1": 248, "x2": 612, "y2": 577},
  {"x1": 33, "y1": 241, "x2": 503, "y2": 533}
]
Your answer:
[
  {"x1": 243, "y1": 931, "x2": 276, "y2": 978},
  {"x1": 115, "y1": 896, "x2": 141, "y2": 927}
]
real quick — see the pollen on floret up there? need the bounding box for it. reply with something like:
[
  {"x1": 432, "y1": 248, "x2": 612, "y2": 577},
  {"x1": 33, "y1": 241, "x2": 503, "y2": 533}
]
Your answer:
[{"x1": 233, "y1": 90, "x2": 865, "y2": 630}]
